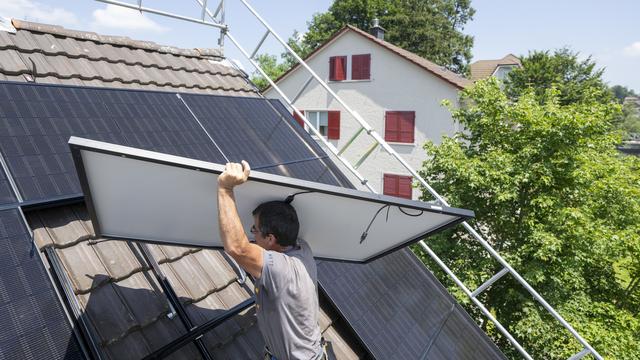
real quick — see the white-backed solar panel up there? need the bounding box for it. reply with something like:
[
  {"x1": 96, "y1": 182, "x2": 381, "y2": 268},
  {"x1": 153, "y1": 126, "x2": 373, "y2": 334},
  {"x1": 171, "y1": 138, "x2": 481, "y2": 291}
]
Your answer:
[{"x1": 69, "y1": 137, "x2": 473, "y2": 262}]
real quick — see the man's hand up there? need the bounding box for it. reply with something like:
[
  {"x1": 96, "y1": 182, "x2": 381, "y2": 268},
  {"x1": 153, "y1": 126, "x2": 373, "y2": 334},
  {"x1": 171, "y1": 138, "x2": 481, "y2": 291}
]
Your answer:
[{"x1": 218, "y1": 160, "x2": 250, "y2": 190}]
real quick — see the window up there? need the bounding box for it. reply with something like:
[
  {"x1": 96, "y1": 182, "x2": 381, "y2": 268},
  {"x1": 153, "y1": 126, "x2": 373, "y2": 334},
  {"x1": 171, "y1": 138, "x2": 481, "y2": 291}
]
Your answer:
[
  {"x1": 383, "y1": 174, "x2": 412, "y2": 199},
  {"x1": 494, "y1": 65, "x2": 514, "y2": 81},
  {"x1": 351, "y1": 54, "x2": 371, "y2": 80},
  {"x1": 385, "y1": 111, "x2": 415, "y2": 143},
  {"x1": 303, "y1": 111, "x2": 340, "y2": 139},
  {"x1": 329, "y1": 56, "x2": 347, "y2": 81}
]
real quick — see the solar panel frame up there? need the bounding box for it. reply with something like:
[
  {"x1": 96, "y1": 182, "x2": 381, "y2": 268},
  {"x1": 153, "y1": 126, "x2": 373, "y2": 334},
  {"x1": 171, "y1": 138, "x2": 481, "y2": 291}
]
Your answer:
[{"x1": 69, "y1": 136, "x2": 473, "y2": 263}]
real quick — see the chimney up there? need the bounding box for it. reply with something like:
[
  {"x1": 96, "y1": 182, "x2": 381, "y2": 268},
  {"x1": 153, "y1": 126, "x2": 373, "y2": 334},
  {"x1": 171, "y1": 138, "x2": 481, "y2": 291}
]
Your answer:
[{"x1": 369, "y1": 18, "x2": 385, "y2": 40}]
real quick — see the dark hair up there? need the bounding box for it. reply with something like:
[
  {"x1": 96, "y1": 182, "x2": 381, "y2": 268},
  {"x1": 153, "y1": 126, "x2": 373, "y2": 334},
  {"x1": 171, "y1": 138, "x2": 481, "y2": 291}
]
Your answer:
[{"x1": 252, "y1": 201, "x2": 299, "y2": 246}]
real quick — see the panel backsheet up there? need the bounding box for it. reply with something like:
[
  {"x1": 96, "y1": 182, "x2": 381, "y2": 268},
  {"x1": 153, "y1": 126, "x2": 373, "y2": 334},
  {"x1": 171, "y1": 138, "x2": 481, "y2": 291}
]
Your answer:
[{"x1": 78, "y1": 147, "x2": 465, "y2": 262}]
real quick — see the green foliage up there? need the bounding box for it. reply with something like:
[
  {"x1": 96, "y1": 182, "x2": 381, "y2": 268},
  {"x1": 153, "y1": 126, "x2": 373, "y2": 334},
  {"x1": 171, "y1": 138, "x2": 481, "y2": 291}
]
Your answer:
[
  {"x1": 417, "y1": 78, "x2": 640, "y2": 359},
  {"x1": 615, "y1": 102, "x2": 640, "y2": 139},
  {"x1": 301, "y1": 0, "x2": 475, "y2": 74},
  {"x1": 505, "y1": 48, "x2": 612, "y2": 106},
  {"x1": 611, "y1": 85, "x2": 637, "y2": 104}
]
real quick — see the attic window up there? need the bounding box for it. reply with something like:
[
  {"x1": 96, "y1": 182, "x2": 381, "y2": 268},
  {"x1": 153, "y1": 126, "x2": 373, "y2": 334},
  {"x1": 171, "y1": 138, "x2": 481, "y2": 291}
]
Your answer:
[
  {"x1": 351, "y1": 54, "x2": 371, "y2": 80},
  {"x1": 329, "y1": 56, "x2": 347, "y2": 81}
]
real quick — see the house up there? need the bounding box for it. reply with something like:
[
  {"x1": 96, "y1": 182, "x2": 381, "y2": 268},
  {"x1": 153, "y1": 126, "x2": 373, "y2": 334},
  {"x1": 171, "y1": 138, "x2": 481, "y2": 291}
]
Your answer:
[
  {"x1": 264, "y1": 24, "x2": 471, "y2": 200},
  {"x1": 469, "y1": 54, "x2": 522, "y2": 82},
  {"x1": 0, "y1": 18, "x2": 505, "y2": 359}
]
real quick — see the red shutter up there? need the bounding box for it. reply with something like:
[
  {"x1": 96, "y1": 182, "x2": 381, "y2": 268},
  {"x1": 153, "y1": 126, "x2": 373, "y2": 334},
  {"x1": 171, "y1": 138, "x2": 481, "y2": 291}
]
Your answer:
[
  {"x1": 352, "y1": 54, "x2": 371, "y2": 80},
  {"x1": 327, "y1": 111, "x2": 340, "y2": 139},
  {"x1": 399, "y1": 111, "x2": 415, "y2": 143},
  {"x1": 383, "y1": 174, "x2": 398, "y2": 196},
  {"x1": 383, "y1": 174, "x2": 412, "y2": 199},
  {"x1": 398, "y1": 176, "x2": 413, "y2": 199},
  {"x1": 292, "y1": 110, "x2": 305, "y2": 127},
  {"x1": 329, "y1": 56, "x2": 347, "y2": 81},
  {"x1": 385, "y1": 111, "x2": 399, "y2": 142},
  {"x1": 385, "y1": 111, "x2": 415, "y2": 143}
]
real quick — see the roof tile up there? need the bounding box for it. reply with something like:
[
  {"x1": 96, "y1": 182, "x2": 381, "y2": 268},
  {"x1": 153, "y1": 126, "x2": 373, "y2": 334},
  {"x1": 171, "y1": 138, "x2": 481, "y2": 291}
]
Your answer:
[
  {"x1": 57, "y1": 241, "x2": 110, "y2": 293},
  {"x1": 92, "y1": 239, "x2": 145, "y2": 280},
  {"x1": 78, "y1": 281, "x2": 138, "y2": 343},
  {"x1": 165, "y1": 253, "x2": 219, "y2": 301},
  {"x1": 114, "y1": 271, "x2": 168, "y2": 326},
  {"x1": 37, "y1": 206, "x2": 90, "y2": 247},
  {"x1": 0, "y1": 49, "x2": 28, "y2": 74},
  {"x1": 191, "y1": 249, "x2": 237, "y2": 289},
  {"x1": 104, "y1": 329, "x2": 151, "y2": 360},
  {"x1": 1, "y1": 19, "x2": 257, "y2": 95}
]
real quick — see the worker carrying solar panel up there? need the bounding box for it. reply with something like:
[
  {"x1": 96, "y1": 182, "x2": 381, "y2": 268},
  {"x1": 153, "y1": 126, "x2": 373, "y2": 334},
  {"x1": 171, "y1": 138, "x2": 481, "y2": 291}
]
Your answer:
[{"x1": 217, "y1": 161, "x2": 329, "y2": 360}]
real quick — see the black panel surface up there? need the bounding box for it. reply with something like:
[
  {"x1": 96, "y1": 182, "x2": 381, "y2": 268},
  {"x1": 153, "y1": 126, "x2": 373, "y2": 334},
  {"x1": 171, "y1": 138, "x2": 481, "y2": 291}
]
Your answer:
[
  {"x1": 317, "y1": 249, "x2": 506, "y2": 359},
  {"x1": 0, "y1": 164, "x2": 16, "y2": 205},
  {"x1": 182, "y1": 94, "x2": 328, "y2": 170},
  {"x1": 0, "y1": 208, "x2": 84, "y2": 360},
  {"x1": 0, "y1": 82, "x2": 227, "y2": 202}
]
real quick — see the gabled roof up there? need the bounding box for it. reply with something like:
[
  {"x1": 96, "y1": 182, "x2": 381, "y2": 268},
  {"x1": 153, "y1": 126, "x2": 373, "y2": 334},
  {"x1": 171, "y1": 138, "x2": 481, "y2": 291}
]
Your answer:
[
  {"x1": 469, "y1": 54, "x2": 521, "y2": 81},
  {"x1": 0, "y1": 19, "x2": 257, "y2": 96},
  {"x1": 269, "y1": 25, "x2": 472, "y2": 90}
]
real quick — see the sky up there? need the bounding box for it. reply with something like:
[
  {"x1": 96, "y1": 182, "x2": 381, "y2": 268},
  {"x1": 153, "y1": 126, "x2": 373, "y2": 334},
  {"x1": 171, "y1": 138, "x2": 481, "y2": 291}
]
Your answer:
[{"x1": 1, "y1": 0, "x2": 639, "y2": 92}]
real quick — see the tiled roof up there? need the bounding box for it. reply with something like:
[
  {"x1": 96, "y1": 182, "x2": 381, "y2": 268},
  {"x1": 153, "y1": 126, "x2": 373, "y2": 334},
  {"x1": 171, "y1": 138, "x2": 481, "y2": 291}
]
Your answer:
[
  {"x1": 270, "y1": 25, "x2": 472, "y2": 91},
  {"x1": 469, "y1": 54, "x2": 521, "y2": 81},
  {"x1": 0, "y1": 19, "x2": 257, "y2": 96},
  {"x1": 27, "y1": 203, "x2": 365, "y2": 359}
]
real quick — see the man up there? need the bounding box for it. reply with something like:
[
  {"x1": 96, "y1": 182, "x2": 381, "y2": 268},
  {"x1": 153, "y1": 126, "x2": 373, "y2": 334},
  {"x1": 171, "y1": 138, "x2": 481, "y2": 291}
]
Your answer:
[{"x1": 217, "y1": 161, "x2": 323, "y2": 360}]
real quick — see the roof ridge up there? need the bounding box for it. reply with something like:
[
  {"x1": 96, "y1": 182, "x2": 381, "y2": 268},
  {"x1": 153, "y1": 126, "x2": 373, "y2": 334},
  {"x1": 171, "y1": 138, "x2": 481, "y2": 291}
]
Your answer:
[
  {"x1": 11, "y1": 18, "x2": 222, "y2": 59},
  {"x1": 0, "y1": 41, "x2": 238, "y2": 76},
  {"x1": 269, "y1": 24, "x2": 470, "y2": 90}
]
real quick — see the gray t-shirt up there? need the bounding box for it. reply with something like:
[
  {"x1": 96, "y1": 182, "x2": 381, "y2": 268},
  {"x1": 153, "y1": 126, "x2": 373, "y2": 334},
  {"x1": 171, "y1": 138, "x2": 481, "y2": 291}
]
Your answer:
[{"x1": 255, "y1": 239, "x2": 322, "y2": 360}]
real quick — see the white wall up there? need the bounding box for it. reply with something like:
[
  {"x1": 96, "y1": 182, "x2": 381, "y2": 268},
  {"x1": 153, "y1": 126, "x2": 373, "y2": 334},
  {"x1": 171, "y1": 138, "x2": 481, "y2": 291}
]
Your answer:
[{"x1": 265, "y1": 31, "x2": 462, "y2": 199}]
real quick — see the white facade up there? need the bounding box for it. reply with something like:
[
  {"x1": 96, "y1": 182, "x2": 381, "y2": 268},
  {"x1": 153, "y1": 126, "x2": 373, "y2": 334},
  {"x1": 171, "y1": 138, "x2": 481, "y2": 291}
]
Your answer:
[{"x1": 265, "y1": 30, "x2": 465, "y2": 199}]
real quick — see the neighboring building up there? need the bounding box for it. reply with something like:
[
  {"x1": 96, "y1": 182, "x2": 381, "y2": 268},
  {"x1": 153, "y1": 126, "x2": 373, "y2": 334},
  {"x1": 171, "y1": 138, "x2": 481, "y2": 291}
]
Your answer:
[
  {"x1": 265, "y1": 24, "x2": 471, "y2": 200},
  {"x1": 469, "y1": 54, "x2": 522, "y2": 82},
  {"x1": 0, "y1": 18, "x2": 505, "y2": 360},
  {"x1": 623, "y1": 96, "x2": 640, "y2": 108}
]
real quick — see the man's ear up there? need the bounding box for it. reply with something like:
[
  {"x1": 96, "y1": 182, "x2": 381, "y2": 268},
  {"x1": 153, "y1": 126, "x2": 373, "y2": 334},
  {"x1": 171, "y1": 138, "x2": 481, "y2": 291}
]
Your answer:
[{"x1": 266, "y1": 234, "x2": 278, "y2": 248}]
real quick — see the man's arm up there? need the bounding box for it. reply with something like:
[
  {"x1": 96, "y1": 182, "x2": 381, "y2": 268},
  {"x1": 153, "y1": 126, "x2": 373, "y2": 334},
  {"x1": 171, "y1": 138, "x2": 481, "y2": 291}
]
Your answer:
[{"x1": 217, "y1": 161, "x2": 264, "y2": 278}]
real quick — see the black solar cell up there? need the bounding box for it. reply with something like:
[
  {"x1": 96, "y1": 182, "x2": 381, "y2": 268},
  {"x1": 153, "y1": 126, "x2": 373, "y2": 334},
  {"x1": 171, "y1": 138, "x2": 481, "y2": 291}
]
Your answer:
[
  {"x1": 0, "y1": 165, "x2": 16, "y2": 205},
  {"x1": 0, "y1": 208, "x2": 84, "y2": 360},
  {"x1": 181, "y1": 94, "x2": 330, "y2": 170}
]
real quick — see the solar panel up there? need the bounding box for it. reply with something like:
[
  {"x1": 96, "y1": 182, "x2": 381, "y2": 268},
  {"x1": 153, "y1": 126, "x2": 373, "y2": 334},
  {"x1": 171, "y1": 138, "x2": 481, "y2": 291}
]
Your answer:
[
  {"x1": 0, "y1": 208, "x2": 85, "y2": 360},
  {"x1": 181, "y1": 94, "x2": 329, "y2": 170},
  {"x1": 0, "y1": 83, "x2": 226, "y2": 202},
  {"x1": 69, "y1": 137, "x2": 473, "y2": 262}
]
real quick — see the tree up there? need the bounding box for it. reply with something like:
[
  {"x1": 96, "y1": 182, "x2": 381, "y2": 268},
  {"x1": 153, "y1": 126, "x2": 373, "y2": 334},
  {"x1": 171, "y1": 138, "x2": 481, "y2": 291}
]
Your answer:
[
  {"x1": 505, "y1": 48, "x2": 612, "y2": 106},
  {"x1": 298, "y1": 0, "x2": 474, "y2": 74},
  {"x1": 611, "y1": 85, "x2": 637, "y2": 104},
  {"x1": 416, "y1": 78, "x2": 640, "y2": 359},
  {"x1": 617, "y1": 102, "x2": 640, "y2": 139}
]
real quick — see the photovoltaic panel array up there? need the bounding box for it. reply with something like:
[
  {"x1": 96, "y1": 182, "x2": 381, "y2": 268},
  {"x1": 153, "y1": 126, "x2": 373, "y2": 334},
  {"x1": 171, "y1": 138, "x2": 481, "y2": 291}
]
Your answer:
[
  {"x1": 0, "y1": 208, "x2": 84, "y2": 360},
  {"x1": 317, "y1": 251, "x2": 506, "y2": 359},
  {"x1": 0, "y1": 81, "x2": 505, "y2": 359},
  {"x1": 0, "y1": 82, "x2": 226, "y2": 202}
]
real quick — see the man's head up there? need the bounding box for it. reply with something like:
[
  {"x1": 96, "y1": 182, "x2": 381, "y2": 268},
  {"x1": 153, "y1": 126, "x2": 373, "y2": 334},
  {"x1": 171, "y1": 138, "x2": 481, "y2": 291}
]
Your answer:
[{"x1": 251, "y1": 201, "x2": 299, "y2": 250}]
